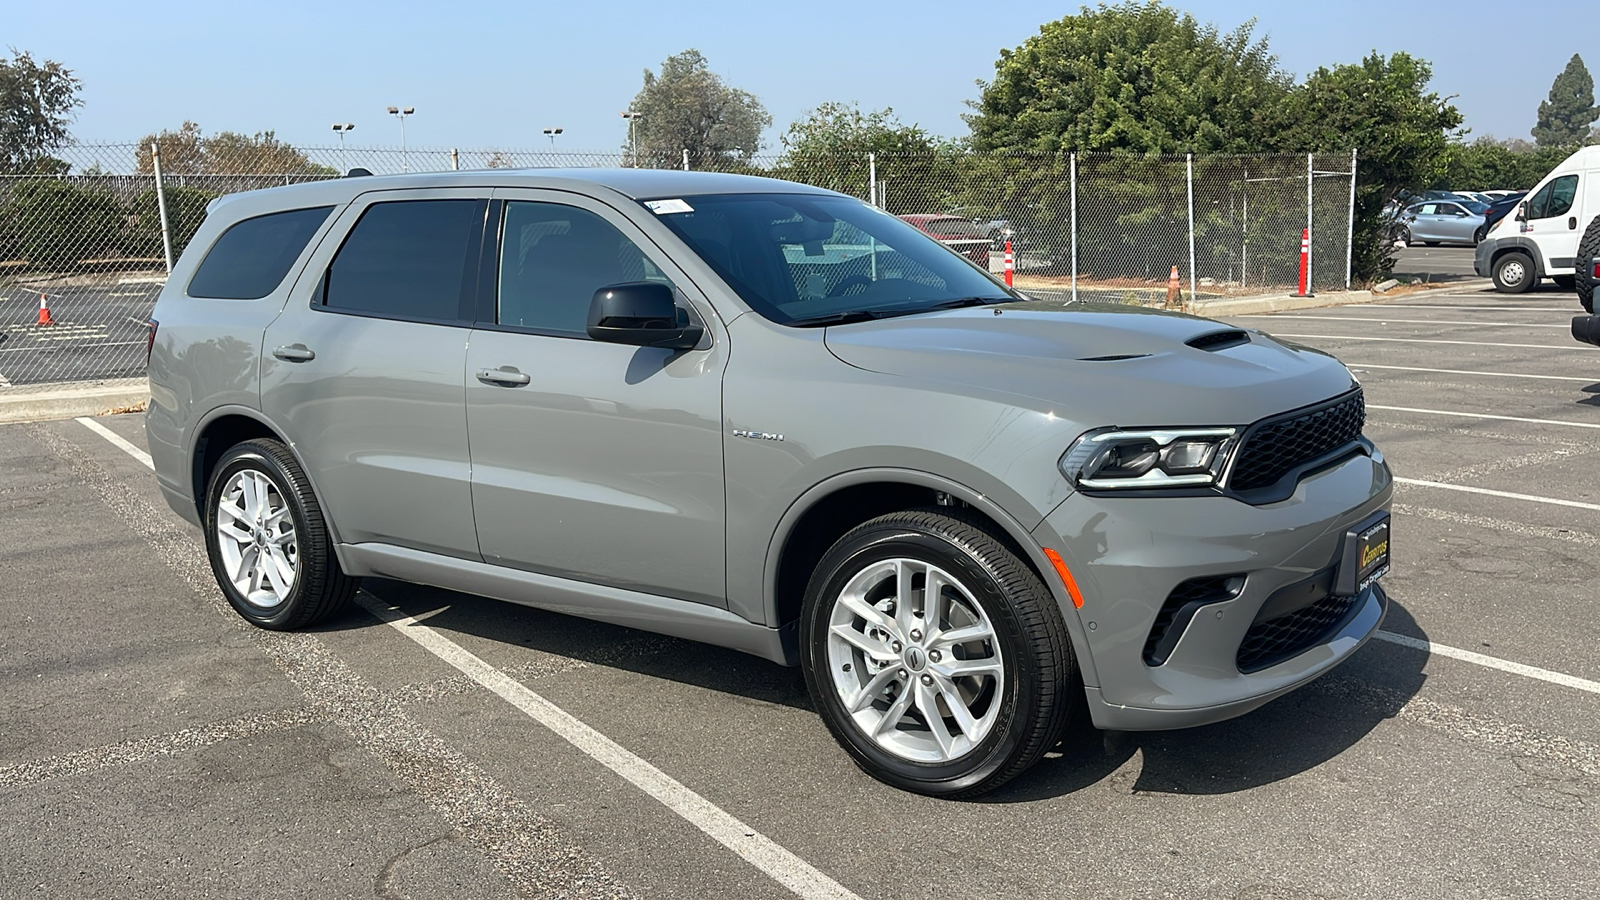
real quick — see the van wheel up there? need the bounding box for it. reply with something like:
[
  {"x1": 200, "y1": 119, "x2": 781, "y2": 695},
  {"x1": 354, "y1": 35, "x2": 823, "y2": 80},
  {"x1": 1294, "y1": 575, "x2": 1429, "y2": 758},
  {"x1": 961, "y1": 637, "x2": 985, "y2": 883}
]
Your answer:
[
  {"x1": 1492, "y1": 252, "x2": 1535, "y2": 294},
  {"x1": 800, "y1": 509, "x2": 1078, "y2": 798},
  {"x1": 203, "y1": 439, "x2": 358, "y2": 630}
]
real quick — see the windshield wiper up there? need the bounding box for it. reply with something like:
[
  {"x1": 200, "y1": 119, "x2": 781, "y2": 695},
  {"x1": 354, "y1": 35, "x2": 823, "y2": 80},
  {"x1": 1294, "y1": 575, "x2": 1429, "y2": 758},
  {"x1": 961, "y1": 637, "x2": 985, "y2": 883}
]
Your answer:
[
  {"x1": 785, "y1": 309, "x2": 897, "y2": 328},
  {"x1": 916, "y1": 296, "x2": 1015, "y2": 311}
]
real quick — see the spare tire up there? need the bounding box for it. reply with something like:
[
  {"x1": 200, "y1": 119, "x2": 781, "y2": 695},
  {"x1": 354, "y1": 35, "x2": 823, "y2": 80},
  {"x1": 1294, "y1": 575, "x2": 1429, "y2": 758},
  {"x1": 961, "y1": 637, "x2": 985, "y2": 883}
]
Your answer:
[{"x1": 1577, "y1": 214, "x2": 1600, "y2": 314}]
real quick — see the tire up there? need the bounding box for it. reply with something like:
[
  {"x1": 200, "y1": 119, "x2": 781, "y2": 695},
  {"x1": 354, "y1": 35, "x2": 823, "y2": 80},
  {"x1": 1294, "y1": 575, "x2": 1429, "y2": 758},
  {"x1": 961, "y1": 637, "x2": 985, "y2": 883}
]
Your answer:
[
  {"x1": 1473, "y1": 226, "x2": 1486, "y2": 245},
  {"x1": 1492, "y1": 251, "x2": 1536, "y2": 294},
  {"x1": 203, "y1": 439, "x2": 358, "y2": 630},
  {"x1": 1396, "y1": 227, "x2": 1412, "y2": 246},
  {"x1": 800, "y1": 508, "x2": 1078, "y2": 798},
  {"x1": 1577, "y1": 215, "x2": 1600, "y2": 313}
]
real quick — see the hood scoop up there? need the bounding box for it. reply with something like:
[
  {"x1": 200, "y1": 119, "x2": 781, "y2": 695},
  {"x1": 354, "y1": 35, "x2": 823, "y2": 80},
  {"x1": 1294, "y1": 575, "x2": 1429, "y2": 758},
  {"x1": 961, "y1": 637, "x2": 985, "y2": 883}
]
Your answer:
[{"x1": 1186, "y1": 329, "x2": 1252, "y2": 352}]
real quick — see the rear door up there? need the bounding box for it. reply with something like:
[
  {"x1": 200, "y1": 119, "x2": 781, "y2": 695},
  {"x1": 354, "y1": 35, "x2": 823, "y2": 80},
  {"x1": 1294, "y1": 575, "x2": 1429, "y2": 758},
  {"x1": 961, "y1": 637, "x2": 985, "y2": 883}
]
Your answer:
[
  {"x1": 260, "y1": 189, "x2": 489, "y2": 559},
  {"x1": 463, "y1": 190, "x2": 729, "y2": 606},
  {"x1": 1520, "y1": 173, "x2": 1582, "y2": 273}
]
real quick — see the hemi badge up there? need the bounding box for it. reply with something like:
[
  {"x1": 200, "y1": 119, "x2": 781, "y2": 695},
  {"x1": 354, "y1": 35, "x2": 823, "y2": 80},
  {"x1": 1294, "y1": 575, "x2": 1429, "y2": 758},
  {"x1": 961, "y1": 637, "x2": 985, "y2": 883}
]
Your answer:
[{"x1": 733, "y1": 429, "x2": 784, "y2": 442}]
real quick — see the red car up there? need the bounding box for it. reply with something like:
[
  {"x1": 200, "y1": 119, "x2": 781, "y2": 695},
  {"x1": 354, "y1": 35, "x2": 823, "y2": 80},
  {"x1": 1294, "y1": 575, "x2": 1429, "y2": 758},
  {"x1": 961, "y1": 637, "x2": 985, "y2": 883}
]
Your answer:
[{"x1": 897, "y1": 214, "x2": 993, "y2": 266}]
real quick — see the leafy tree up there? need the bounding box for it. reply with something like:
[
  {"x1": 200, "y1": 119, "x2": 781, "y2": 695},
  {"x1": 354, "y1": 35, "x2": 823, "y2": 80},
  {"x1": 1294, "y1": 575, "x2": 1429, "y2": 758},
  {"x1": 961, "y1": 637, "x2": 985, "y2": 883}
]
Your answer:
[
  {"x1": 3, "y1": 179, "x2": 121, "y2": 266},
  {"x1": 1437, "y1": 136, "x2": 1572, "y2": 191},
  {"x1": 1531, "y1": 54, "x2": 1598, "y2": 147},
  {"x1": 135, "y1": 121, "x2": 332, "y2": 175},
  {"x1": 1267, "y1": 53, "x2": 1463, "y2": 281},
  {"x1": 625, "y1": 50, "x2": 770, "y2": 167},
  {"x1": 774, "y1": 103, "x2": 960, "y2": 212},
  {"x1": 0, "y1": 49, "x2": 82, "y2": 175},
  {"x1": 965, "y1": 2, "x2": 1289, "y2": 153}
]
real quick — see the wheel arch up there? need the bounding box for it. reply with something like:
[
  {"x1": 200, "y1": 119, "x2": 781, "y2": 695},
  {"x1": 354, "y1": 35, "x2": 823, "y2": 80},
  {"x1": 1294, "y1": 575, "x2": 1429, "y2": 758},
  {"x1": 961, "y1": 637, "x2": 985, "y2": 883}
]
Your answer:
[
  {"x1": 1489, "y1": 237, "x2": 1546, "y2": 280},
  {"x1": 188, "y1": 406, "x2": 345, "y2": 548}
]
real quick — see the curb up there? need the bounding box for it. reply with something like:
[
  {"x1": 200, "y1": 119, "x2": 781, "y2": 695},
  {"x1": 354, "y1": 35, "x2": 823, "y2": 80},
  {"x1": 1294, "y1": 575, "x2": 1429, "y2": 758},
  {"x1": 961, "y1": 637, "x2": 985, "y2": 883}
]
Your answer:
[
  {"x1": 0, "y1": 377, "x2": 149, "y2": 425},
  {"x1": 1190, "y1": 280, "x2": 1489, "y2": 318}
]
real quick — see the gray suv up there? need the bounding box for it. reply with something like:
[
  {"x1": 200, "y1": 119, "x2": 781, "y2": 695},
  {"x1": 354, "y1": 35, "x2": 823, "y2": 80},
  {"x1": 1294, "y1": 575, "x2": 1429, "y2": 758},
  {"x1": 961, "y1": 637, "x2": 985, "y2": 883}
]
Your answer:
[{"x1": 147, "y1": 169, "x2": 1392, "y2": 797}]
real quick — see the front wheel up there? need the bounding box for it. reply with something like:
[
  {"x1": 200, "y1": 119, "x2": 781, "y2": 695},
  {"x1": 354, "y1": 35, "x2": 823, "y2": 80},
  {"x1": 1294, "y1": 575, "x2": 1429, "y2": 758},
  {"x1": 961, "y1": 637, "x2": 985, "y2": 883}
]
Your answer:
[
  {"x1": 203, "y1": 439, "x2": 358, "y2": 629},
  {"x1": 1492, "y1": 252, "x2": 1536, "y2": 294},
  {"x1": 1473, "y1": 226, "x2": 1486, "y2": 245},
  {"x1": 800, "y1": 509, "x2": 1078, "y2": 798}
]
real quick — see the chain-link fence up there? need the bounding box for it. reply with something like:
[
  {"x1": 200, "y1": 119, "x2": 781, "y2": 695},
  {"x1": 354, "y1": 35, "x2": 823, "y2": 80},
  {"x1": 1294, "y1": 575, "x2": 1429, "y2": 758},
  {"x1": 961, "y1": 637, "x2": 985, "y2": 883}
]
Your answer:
[{"x1": 0, "y1": 143, "x2": 1353, "y2": 393}]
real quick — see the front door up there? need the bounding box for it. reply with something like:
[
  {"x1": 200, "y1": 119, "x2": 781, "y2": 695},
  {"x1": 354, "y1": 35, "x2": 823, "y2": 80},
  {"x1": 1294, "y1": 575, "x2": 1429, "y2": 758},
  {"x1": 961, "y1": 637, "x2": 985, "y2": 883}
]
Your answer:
[
  {"x1": 1520, "y1": 173, "x2": 1583, "y2": 270},
  {"x1": 465, "y1": 190, "x2": 729, "y2": 606}
]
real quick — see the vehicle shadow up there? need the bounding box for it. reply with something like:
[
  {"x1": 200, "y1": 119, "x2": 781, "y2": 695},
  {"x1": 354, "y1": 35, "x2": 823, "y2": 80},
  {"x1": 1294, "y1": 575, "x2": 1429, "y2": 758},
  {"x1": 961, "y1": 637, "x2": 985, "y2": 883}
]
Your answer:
[{"x1": 325, "y1": 580, "x2": 1427, "y2": 801}]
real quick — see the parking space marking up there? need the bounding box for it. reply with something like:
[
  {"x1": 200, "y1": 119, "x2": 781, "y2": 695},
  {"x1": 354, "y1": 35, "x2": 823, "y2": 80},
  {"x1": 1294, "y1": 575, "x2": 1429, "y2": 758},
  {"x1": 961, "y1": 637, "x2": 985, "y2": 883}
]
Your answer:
[
  {"x1": 70, "y1": 415, "x2": 861, "y2": 900},
  {"x1": 1370, "y1": 405, "x2": 1600, "y2": 429},
  {"x1": 1271, "y1": 334, "x2": 1589, "y2": 350},
  {"x1": 1363, "y1": 305, "x2": 1578, "y2": 312},
  {"x1": 1395, "y1": 477, "x2": 1600, "y2": 512},
  {"x1": 1348, "y1": 364, "x2": 1596, "y2": 383},
  {"x1": 0, "y1": 339, "x2": 144, "y2": 353},
  {"x1": 1375, "y1": 632, "x2": 1600, "y2": 697},
  {"x1": 360, "y1": 595, "x2": 866, "y2": 900},
  {"x1": 1243, "y1": 314, "x2": 1571, "y2": 329}
]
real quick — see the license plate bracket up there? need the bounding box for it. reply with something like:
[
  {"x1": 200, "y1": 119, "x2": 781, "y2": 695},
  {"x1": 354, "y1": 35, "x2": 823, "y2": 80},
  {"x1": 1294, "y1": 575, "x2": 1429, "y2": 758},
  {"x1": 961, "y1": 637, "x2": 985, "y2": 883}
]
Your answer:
[{"x1": 1334, "y1": 511, "x2": 1390, "y2": 596}]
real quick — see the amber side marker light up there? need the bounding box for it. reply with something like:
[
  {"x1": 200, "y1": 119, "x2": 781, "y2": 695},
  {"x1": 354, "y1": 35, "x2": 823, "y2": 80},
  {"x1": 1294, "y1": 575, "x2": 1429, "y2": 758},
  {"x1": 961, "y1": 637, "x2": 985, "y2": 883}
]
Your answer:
[{"x1": 1041, "y1": 548, "x2": 1085, "y2": 608}]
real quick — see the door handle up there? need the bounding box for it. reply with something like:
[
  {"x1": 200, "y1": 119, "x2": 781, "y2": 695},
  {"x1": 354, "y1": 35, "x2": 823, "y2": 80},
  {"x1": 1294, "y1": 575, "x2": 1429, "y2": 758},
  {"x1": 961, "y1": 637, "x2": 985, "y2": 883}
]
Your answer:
[
  {"x1": 476, "y1": 367, "x2": 531, "y2": 386},
  {"x1": 1570, "y1": 217, "x2": 1578, "y2": 230},
  {"x1": 272, "y1": 344, "x2": 315, "y2": 362}
]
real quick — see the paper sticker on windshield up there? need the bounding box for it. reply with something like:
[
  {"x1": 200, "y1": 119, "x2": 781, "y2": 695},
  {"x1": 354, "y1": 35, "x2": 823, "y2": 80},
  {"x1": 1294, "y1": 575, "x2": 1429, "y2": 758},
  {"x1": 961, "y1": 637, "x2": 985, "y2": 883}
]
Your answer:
[{"x1": 645, "y1": 198, "x2": 694, "y2": 215}]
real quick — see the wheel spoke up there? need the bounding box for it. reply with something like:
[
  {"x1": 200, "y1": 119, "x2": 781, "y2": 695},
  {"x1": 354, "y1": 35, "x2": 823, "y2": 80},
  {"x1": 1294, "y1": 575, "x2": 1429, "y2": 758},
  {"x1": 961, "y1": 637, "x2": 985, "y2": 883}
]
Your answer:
[
  {"x1": 846, "y1": 666, "x2": 899, "y2": 713},
  {"x1": 217, "y1": 499, "x2": 248, "y2": 525},
  {"x1": 837, "y1": 591, "x2": 896, "y2": 635},
  {"x1": 263, "y1": 546, "x2": 295, "y2": 598},
  {"x1": 937, "y1": 675, "x2": 982, "y2": 741},
  {"x1": 830, "y1": 623, "x2": 896, "y2": 661},
  {"x1": 894, "y1": 559, "x2": 920, "y2": 636},
  {"x1": 873, "y1": 688, "x2": 914, "y2": 737},
  {"x1": 914, "y1": 680, "x2": 957, "y2": 758},
  {"x1": 922, "y1": 570, "x2": 946, "y2": 643},
  {"x1": 934, "y1": 656, "x2": 1003, "y2": 680},
  {"x1": 264, "y1": 506, "x2": 293, "y2": 528},
  {"x1": 218, "y1": 523, "x2": 253, "y2": 546},
  {"x1": 933, "y1": 623, "x2": 990, "y2": 648}
]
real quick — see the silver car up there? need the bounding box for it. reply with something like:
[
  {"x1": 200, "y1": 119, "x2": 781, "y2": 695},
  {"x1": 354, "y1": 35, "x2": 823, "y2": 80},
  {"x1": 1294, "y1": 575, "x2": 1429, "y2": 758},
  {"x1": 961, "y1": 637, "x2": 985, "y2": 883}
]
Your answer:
[
  {"x1": 1397, "y1": 199, "x2": 1489, "y2": 246},
  {"x1": 147, "y1": 170, "x2": 1392, "y2": 797}
]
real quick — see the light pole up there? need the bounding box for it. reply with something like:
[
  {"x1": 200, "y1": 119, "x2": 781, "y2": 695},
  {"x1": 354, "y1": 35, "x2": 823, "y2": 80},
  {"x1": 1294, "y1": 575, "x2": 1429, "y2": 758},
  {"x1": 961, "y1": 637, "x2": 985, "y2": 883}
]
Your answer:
[
  {"x1": 331, "y1": 123, "x2": 354, "y2": 174},
  {"x1": 620, "y1": 110, "x2": 642, "y2": 166},
  {"x1": 387, "y1": 106, "x2": 414, "y2": 172},
  {"x1": 543, "y1": 127, "x2": 563, "y2": 150}
]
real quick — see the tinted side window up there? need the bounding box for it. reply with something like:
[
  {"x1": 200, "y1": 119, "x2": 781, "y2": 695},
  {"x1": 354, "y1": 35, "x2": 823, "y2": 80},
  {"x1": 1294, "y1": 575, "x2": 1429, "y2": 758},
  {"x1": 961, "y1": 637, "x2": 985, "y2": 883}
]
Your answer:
[
  {"x1": 324, "y1": 199, "x2": 481, "y2": 321},
  {"x1": 1528, "y1": 174, "x2": 1579, "y2": 220},
  {"x1": 497, "y1": 201, "x2": 672, "y2": 335},
  {"x1": 187, "y1": 206, "x2": 332, "y2": 299}
]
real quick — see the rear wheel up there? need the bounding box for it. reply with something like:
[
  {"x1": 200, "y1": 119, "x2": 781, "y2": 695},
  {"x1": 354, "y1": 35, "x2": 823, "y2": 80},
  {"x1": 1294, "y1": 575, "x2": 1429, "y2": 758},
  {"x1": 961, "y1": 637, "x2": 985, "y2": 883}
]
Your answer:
[
  {"x1": 800, "y1": 509, "x2": 1078, "y2": 798},
  {"x1": 1492, "y1": 252, "x2": 1536, "y2": 294}
]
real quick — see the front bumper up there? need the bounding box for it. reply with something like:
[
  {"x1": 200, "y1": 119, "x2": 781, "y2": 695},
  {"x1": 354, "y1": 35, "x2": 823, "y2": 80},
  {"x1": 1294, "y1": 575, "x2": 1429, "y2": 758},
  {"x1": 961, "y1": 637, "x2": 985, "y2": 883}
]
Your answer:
[{"x1": 1033, "y1": 449, "x2": 1392, "y2": 731}]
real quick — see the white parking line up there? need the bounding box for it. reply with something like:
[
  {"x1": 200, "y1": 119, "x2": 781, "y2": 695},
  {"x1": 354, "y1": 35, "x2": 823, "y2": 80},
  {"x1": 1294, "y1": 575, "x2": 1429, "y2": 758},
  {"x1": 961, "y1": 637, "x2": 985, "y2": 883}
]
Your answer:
[
  {"x1": 1369, "y1": 405, "x2": 1600, "y2": 429},
  {"x1": 1375, "y1": 632, "x2": 1600, "y2": 696},
  {"x1": 75, "y1": 415, "x2": 864, "y2": 900},
  {"x1": 1396, "y1": 476, "x2": 1600, "y2": 512},
  {"x1": 1272, "y1": 334, "x2": 1590, "y2": 351},
  {"x1": 1348, "y1": 364, "x2": 1596, "y2": 383},
  {"x1": 1365, "y1": 305, "x2": 1578, "y2": 312},
  {"x1": 0, "y1": 339, "x2": 144, "y2": 353},
  {"x1": 1243, "y1": 315, "x2": 1570, "y2": 329}
]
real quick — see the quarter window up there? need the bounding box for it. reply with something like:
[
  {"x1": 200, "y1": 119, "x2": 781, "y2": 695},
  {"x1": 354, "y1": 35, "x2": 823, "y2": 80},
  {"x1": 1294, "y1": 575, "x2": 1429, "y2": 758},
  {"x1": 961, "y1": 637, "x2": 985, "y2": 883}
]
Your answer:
[
  {"x1": 187, "y1": 206, "x2": 332, "y2": 300},
  {"x1": 497, "y1": 201, "x2": 672, "y2": 336},
  {"x1": 1527, "y1": 174, "x2": 1579, "y2": 220},
  {"x1": 323, "y1": 199, "x2": 482, "y2": 321}
]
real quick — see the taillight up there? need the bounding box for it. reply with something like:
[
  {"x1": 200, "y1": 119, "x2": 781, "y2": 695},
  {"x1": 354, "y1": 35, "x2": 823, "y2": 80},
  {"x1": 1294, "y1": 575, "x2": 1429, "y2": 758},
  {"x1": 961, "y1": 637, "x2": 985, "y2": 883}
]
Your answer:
[
  {"x1": 1593, "y1": 261, "x2": 1600, "y2": 279},
  {"x1": 145, "y1": 319, "x2": 159, "y2": 367}
]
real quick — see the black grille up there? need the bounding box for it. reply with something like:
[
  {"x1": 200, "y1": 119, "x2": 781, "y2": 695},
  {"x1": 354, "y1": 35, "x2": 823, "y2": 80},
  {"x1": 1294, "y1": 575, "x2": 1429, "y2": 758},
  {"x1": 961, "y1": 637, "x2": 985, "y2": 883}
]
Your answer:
[
  {"x1": 1230, "y1": 390, "x2": 1365, "y2": 493},
  {"x1": 1236, "y1": 590, "x2": 1361, "y2": 673},
  {"x1": 1144, "y1": 575, "x2": 1243, "y2": 666}
]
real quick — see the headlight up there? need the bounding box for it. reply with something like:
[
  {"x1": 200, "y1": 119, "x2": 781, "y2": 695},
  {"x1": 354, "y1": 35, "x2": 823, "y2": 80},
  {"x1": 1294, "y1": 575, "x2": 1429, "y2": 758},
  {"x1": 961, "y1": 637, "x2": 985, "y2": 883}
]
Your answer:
[{"x1": 1060, "y1": 427, "x2": 1239, "y2": 490}]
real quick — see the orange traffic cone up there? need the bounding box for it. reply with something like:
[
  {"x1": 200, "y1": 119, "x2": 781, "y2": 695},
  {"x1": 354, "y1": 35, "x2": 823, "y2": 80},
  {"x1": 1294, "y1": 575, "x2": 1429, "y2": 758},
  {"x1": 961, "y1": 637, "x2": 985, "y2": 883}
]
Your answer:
[
  {"x1": 1165, "y1": 266, "x2": 1181, "y2": 308},
  {"x1": 37, "y1": 292, "x2": 54, "y2": 326}
]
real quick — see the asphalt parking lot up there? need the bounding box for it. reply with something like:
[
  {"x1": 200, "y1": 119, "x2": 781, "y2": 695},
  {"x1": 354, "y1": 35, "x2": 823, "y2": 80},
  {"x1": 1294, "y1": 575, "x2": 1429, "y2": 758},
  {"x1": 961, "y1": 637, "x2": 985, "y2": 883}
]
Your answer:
[
  {"x1": 0, "y1": 280, "x2": 160, "y2": 387},
  {"x1": 3, "y1": 282, "x2": 1598, "y2": 899}
]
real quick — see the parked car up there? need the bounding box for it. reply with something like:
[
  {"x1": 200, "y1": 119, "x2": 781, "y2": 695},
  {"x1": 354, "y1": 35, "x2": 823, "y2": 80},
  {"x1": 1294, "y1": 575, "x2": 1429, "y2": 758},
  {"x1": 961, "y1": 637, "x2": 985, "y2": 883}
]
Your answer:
[
  {"x1": 897, "y1": 214, "x2": 993, "y2": 264},
  {"x1": 1451, "y1": 190, "x2": 1494, "y2": 204},
  {"x1": 147, "y1": 169, "x2": 1392, "y2": 798},
  {"x1": 1481, "y1": 191, "x2": 1528, "y2": 235},
  {"x1": 977, "y1": 218, "x2": 1032, "y2": 251},
  {"x1": 1395, "y1": 199, "x2": 1489, "y2": 246},
  {"x1": 1478, "y1": 145, "x2": 1600, "y2": 293}
]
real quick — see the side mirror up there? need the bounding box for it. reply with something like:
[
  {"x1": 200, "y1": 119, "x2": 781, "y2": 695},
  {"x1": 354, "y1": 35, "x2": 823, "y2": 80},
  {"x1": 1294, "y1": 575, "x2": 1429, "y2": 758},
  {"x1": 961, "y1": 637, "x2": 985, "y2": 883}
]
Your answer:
[
  {"x1": 587, "y1": 282, "x2": 703, "y2": 350},
  {"x1": 1516, "y1": 201, "x2": 1528, "y2": 222}
]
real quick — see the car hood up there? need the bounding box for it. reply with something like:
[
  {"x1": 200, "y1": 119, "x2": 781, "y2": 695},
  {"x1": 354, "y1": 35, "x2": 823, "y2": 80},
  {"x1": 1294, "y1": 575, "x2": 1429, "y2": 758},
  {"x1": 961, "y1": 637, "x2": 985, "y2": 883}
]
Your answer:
[{"x1": 822, "y1": 300, "x2": 1359, "y2": 426}]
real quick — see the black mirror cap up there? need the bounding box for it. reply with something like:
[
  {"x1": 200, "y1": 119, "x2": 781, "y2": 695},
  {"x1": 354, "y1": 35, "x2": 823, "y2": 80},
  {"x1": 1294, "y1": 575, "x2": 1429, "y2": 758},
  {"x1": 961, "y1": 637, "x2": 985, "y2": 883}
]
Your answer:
[
  {"x1": 587, "y1": 282, "x2": 704, "y2": 350},
  {"x1": 1516, "y1": 201, "x2": 1528, "y2": 222}
]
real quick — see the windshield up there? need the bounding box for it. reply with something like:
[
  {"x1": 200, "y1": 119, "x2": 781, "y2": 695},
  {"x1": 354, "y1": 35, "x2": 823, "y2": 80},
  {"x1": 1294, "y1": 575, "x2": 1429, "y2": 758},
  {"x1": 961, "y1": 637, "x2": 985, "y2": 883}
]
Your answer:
[{"x1": 646, "y1": 193, "x2": 1016, "y2": 325}]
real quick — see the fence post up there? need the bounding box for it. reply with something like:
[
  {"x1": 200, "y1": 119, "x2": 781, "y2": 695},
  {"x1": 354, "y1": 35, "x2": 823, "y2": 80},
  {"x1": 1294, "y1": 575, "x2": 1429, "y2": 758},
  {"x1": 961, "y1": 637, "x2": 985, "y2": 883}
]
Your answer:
[
  {"x1": 682, "y1": 149, "x2": 689, "y2": 171},
  {"x1": 451, "y1": 148, "x2": 460, "y2": 171},
  {"x1": 1345, "y1": 148, "x2": 1357, "y2": 290},
  {"x1": 1305, "y1": 151, "x2": 1314, "y2": 292},
  {"x1": 1186, "y1": 153, "x2": 1197, "y2": 306},
  {"x1": 151, "y1": 142, "x2": 174, "y2": 274},
  {"x1": 1070, "y1": 152, "x2": 1078, "y2": 304},
  {"x1": 868, "y1": 152, "x2": 876, "y2": 206},
  {"x1": 1241, "y1": 165, "x2": 1249, "y2": 289}
]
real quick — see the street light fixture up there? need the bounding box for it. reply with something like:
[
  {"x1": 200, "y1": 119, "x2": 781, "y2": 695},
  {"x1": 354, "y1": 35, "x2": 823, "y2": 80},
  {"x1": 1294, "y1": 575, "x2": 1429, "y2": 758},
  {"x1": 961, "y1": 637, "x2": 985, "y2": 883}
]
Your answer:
[
  {"x1": 387, "y1": 106, "x2": 414, "y2": 172},
  {"x1": 331, "y1": 123, "x2": 355, "y2": 174},
  {"x1": 620, "y1": 110, "x2": 642, "y2": 166},
  {"x1": 543, "y1": 127, "x2": 564, "y2": 149}
]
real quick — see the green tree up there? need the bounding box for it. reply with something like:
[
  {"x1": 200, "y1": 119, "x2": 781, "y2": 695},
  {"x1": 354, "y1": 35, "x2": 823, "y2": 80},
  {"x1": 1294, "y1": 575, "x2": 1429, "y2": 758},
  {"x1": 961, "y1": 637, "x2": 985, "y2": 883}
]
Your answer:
[
  {"x1": 965, "y1": 1, "x2": 1289, "y2": 153},
  {"x1": 1437, "y1": 136, "x2": 1571, "y2": 191},
  {"x1": 3, "y1": 179, "x2": 121, "y2": 266},
  {"x1": 1268, "y1": 52, "x2": 1464, "y2": 281},
  {"x1": 135, "y1": 121, "x2": 332, "y2": 176},
  {"x1": 0, "y1": 49, "x2": 82, "y2": 174},
  {"x1": 1531, "y1": 54, "x2": 1598, "y2": 147},
  {"x1": 774, "y1": 103, "x2": 960, "y2": 212},
  {"x1": 625, "y1": 50, "x2": 770, "y2": 167}
]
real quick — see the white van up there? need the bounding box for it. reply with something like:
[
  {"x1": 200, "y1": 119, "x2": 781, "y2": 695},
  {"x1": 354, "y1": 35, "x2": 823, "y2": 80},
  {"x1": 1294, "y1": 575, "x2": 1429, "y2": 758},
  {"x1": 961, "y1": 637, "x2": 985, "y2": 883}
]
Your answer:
[{"x1": 1476, "y1": 145, "x2": 1600, "y2": 293}]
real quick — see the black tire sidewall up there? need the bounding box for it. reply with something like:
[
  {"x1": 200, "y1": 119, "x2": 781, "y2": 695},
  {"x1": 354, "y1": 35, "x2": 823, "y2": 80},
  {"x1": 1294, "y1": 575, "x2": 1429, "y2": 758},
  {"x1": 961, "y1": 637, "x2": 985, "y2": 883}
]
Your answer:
[
  {"x1": 801, "y1": 522, "x2": 1045, "y2": 795},
  {"x1": 203, "y1": 443, "x2": 316, "y2": 629},
  {"x1": 1493, "y1": 252, "x2": 1535, "y2": 294}
]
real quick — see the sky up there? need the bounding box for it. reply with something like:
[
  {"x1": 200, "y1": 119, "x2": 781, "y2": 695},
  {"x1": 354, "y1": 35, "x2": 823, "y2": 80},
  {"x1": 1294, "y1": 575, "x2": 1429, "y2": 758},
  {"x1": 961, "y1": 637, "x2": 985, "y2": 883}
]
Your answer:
[{"x1": 8, "y1": 0, "x2": 1595, "y2": 155}]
